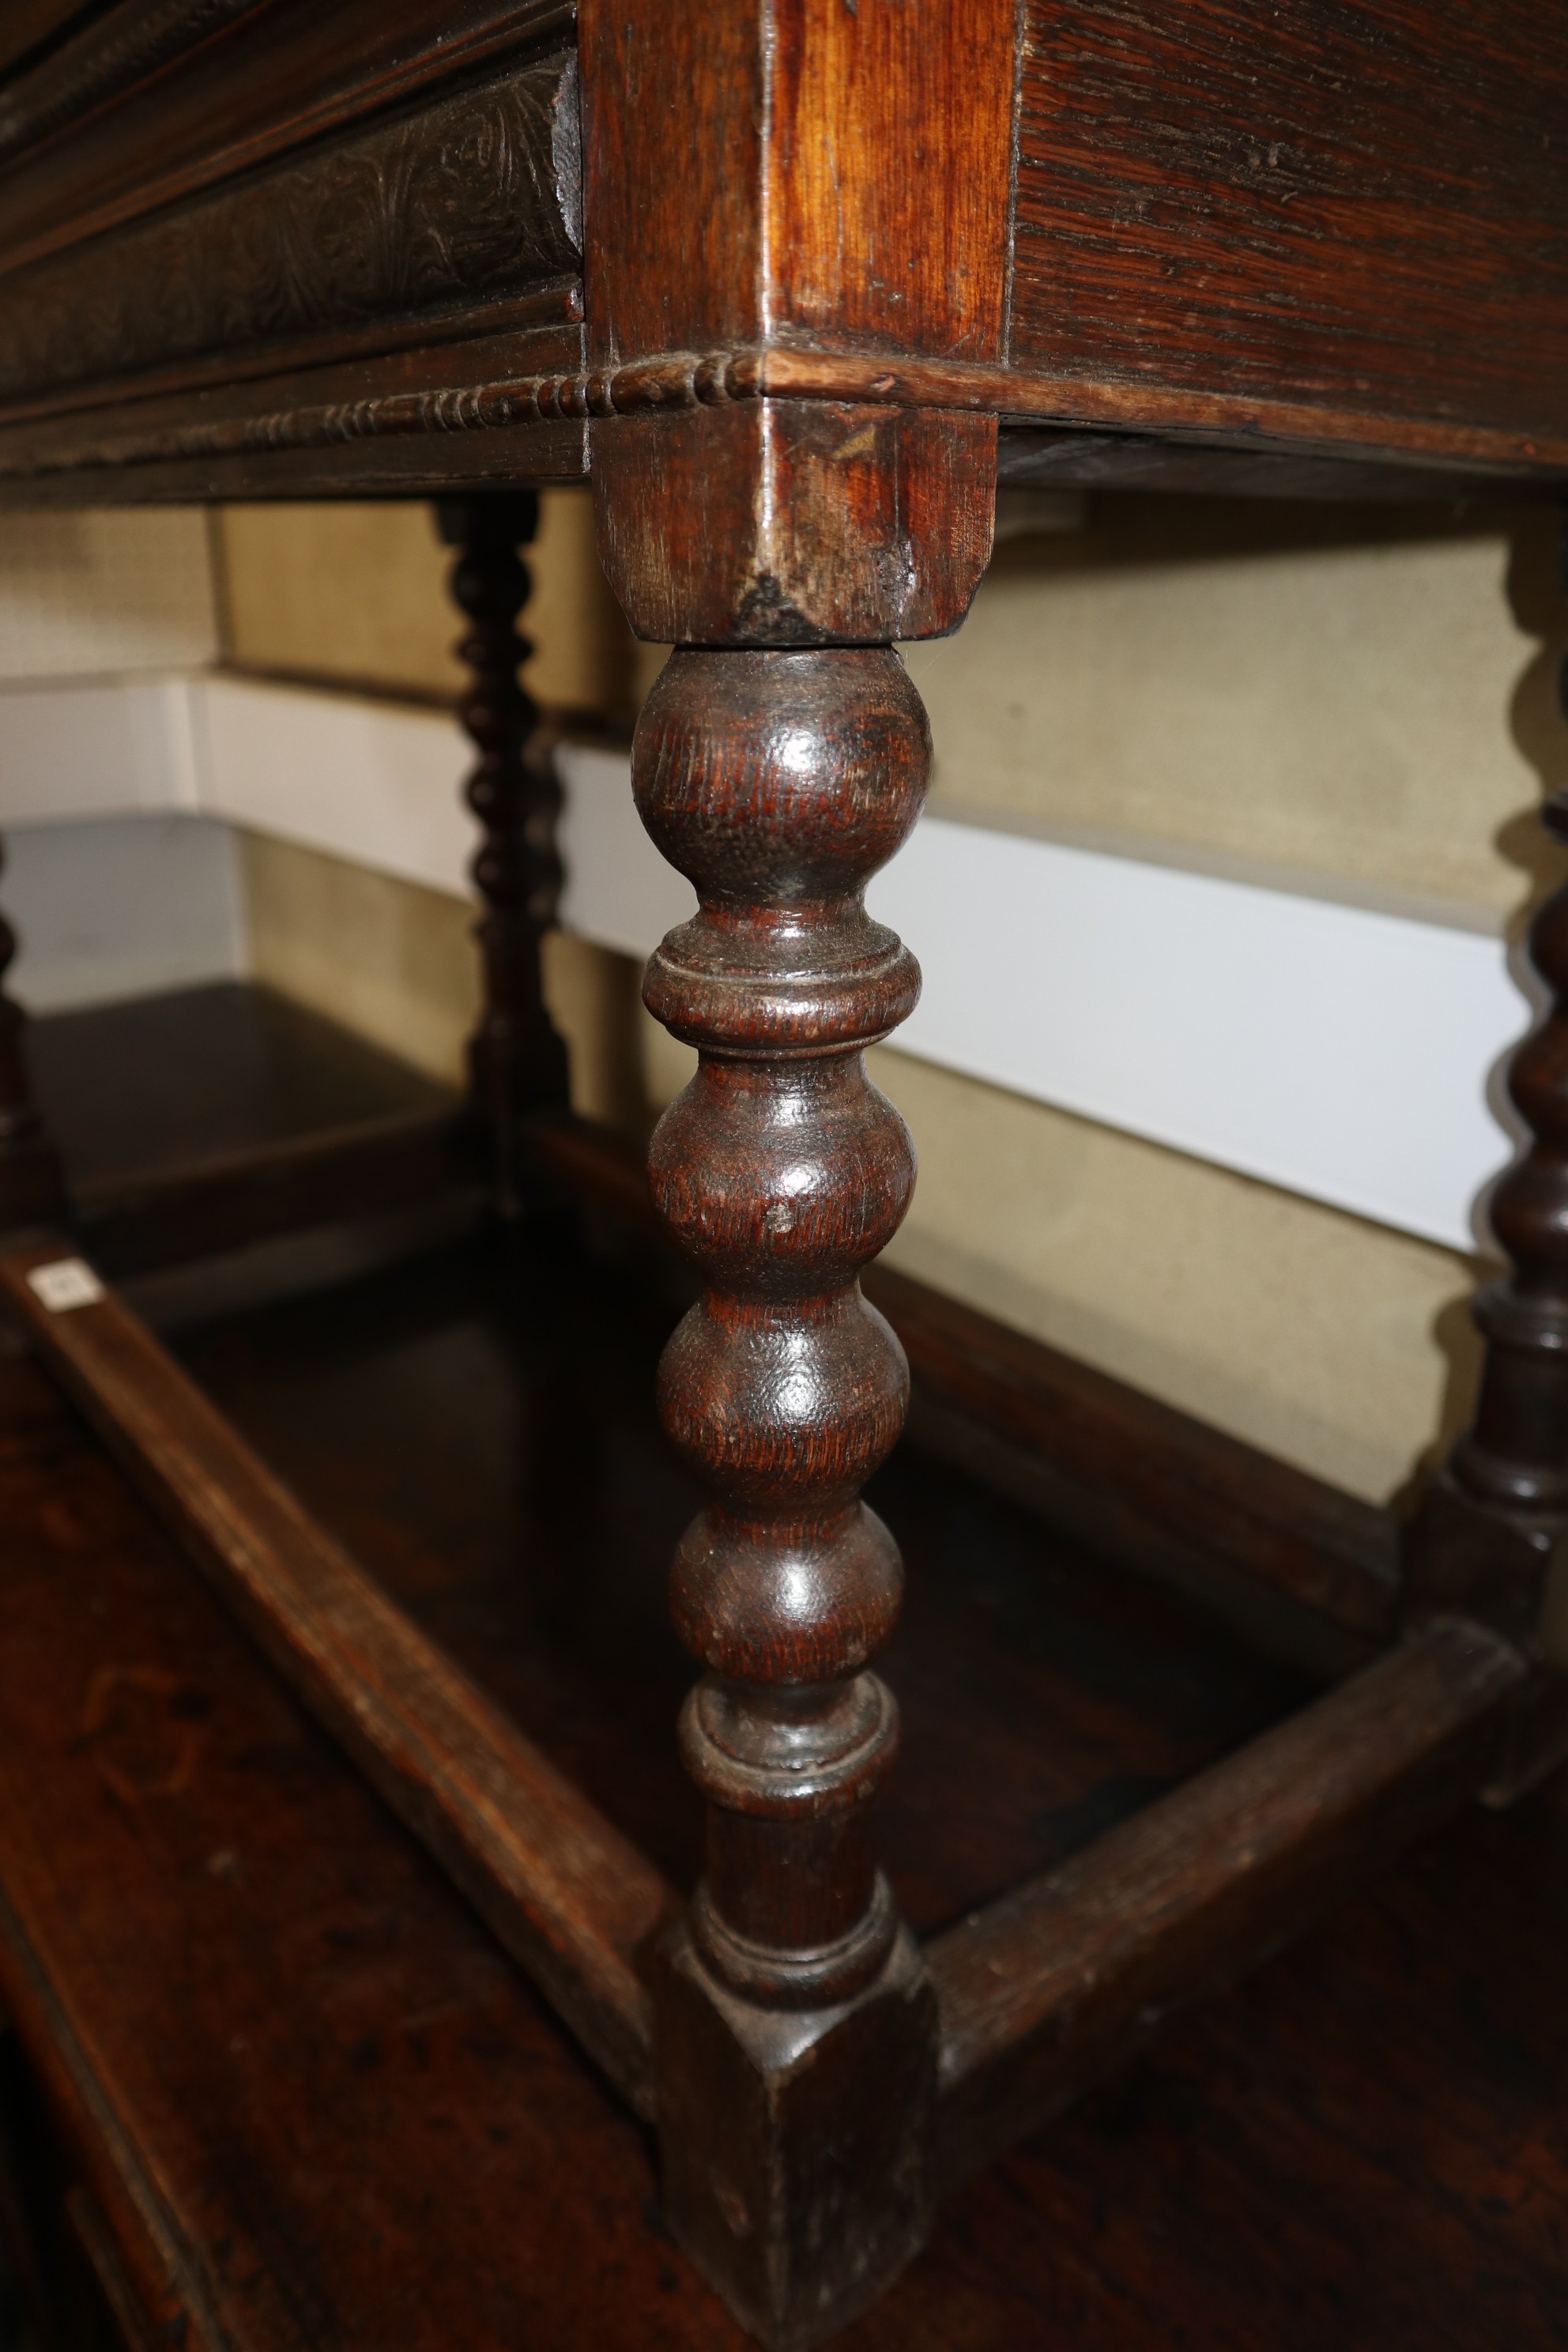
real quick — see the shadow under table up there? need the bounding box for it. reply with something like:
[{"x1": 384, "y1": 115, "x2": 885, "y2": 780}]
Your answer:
[{"x1": 26, "y1": 978, "x2": 475, "y2": 1278}]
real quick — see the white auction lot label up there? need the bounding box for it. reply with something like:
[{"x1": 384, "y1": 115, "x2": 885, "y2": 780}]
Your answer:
[{"x1": 24, "y1": 1258, "x2": 106, "y2": 1313}]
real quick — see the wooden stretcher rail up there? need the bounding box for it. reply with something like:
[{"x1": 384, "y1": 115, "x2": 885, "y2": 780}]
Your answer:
[
  {"x1": 73, "y1": 1106, "x2": 474, "y2": 1277},
  {"x1": 928, "y1": 1616, "x2": 1527, "y2": 2191},
  {"x1": 0, "y1": 1228, "x2": 1542, "y2": 2267},
  {"x1": 0, "y1": 1239, "x2": 671, "y2": 2118}
]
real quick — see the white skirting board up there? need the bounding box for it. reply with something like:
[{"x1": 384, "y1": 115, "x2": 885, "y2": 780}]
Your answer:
[{"x1": 0, "y1": 670, "x2": 1532, "y2": 1254}]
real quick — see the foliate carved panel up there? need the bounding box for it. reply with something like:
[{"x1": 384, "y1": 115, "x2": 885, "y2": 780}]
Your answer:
[
  {"x1": 0, "y1": 0, "x2": 266, "y2": 171},
  {"x1": 0, "y1": 53, "x2": 582, "y2": 406}
]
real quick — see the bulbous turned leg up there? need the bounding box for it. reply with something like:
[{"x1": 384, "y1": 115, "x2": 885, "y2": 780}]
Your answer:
[
  {"x1": 1407, "y1": 796, "x2": 1568, "y2": 1773},
  {"x1": 638, "y1": 648, "x2": 936, "y2": 2350},
  {"x1": 0, "y1": 841, "x2": 63, "y2": 1234},
  {"x1": 437, "y1": 494, "x2": 570, "y2": 1214}
]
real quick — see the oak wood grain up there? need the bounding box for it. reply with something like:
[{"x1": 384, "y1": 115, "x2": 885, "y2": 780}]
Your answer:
[
  {"x1": 0, "y1": 1243, "x2": 672, "y2": 2113},
  {"x1": 2, "y1": 1329, "x2": 1568, "y2": 2345},
  {"x1": 0, "y1": 0, "x2": 265, "y2": 171},
  {"x1": 637, "y1": 646, "x2": 940, "y2": 2344},
  {"x1": 0, "y1": 319, "x2": 590, "y2": 501},
  {"x1": 0, "y1": 0, "x2": 574, "y2": 277},
  {"x1": 1010, "y1": 0, "x2": 1568, "y2": 448},
  {"x1": 929, "y1": 1619, "x2": 1526, "y2": 2190},
  {"x1": 0, "y1": 54, "x2": 581, "y2": 408},
  {"x1": 593, "y1": 399, "x2": 997, "y2": 646},
  {"x1": 579, "y1": 0, "x2": 1016, "y2": 366},
  {"x1": 0, "y1": 2, "x2": 111, "y2": 81},
  {"x1": 0, "y1": 1348, "x2": 726, "y2": 2351}
]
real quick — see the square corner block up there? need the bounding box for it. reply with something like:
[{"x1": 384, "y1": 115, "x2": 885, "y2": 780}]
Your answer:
[{"x1": 653, "y1": 1918, "x2": 936, "y2": 2350}]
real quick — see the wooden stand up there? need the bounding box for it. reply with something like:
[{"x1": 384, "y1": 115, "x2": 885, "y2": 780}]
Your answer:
[{"x1": 0, "y1": 0, "x2": 1566, "y2": 2343}]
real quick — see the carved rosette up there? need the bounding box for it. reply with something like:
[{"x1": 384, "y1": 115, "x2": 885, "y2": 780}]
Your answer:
[
  {"x1": 442, "y1": 496, "x2": 570, "y2": 1208},
  {"x1": 636, "y1": 646, "x2": 927, "y2": 2005}
]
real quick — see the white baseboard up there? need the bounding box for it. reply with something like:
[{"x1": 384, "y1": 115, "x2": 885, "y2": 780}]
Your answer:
[{"x1": 0, "y1": 670, "x2": 1531, "y2": 1253}]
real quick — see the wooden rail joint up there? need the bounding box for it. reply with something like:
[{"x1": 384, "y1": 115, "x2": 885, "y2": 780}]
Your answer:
[{"x1": 9, "y1": 341, "x2": 1567, "y2": 486}]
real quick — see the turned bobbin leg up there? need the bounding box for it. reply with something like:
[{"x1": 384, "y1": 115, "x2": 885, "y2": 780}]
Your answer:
[
  {"x1": 0, "y1": 840, "x2": 63, "y2": 1234},
  {"x1": 593, "y1": 391, "x2": 996, "y2": 2348},
  {"x1": 639, "y1": 647, "x2": 935, "y2": 2345},
  {"x1": 1407, "y1": 810, "x2": 1568, "y2": 1650},
  {"x1": 1406, "y1": 535, "x2": 1568, "y2": 1764},
  {"x1": 436, "y1": 496, "x2": 570, "y2": 1214}
]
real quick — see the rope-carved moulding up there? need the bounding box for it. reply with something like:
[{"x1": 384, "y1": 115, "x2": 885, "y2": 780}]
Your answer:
[
  {"x1": 0, "y1": 52, "x2": 582, "y2": 408},
  {"x1": 0, "y1": 350, "x2": 767, "y2": 479}
]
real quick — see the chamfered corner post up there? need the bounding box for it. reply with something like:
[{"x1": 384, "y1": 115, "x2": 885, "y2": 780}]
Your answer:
[
  {"x1": 575, "y1": 0, "x2": 1014, "y2": 2328},
  {"x1": 436, "y1": 494, "x2": 571, "y2": 1216},
  {"x1": 591, "y1": 390, "x2": 997, "y2": 2347},
  {"x1": 1404, "y1": 517, "x2": 1568, "y2": 1785},
  {"x1": 0, "y1": 838, "x2": 64, "y2": 1235}
]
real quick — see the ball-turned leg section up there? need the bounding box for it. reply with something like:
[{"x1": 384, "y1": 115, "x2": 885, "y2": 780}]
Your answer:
[
  {"x1": 637, "y1": 649, "x2": 936, "y2": 2348},
  {"x1": 437, "y1": 495, "x2": 570, "y2": 1216},
  {"x1": 1408, "y1": 788, "x2": 1568, "y2": 1724}
]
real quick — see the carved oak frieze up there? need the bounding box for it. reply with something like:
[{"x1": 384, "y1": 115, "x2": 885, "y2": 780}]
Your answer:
[
  {"x1": 0, "y1": 0, "x2": 266, "y2": 170},
  {"x1": 0, "y1": 52, "x2": 582, "y2": 408}
]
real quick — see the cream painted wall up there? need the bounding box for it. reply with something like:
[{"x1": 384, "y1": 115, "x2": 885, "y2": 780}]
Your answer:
[
  {"x1": 902, "y1": 499, "x2": 1563, "y2": 918},
  {"x1": 240, "y1": 830, "x2": 479, "y2": 1085},
  {"x1": 216, "y1": 492, "x2": 633, "y2": 718},
  {"x1": 865, "y1": 1050, "x2": 1484, "y2": 1510},
  {"x1": 239, "y1": 828, "x2": 648, "y2": 1132},
  {"x1": 0, "y1": 508, "x2": 216, "y2": 681}
]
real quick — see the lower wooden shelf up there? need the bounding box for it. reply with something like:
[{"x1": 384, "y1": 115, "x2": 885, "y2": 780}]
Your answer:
[
  {"x1": 28, "y1": 979, "x2": 476, "y2": 1275},
  {"x1": 0, "y1": 1219, "x2": 1565, "y2": 2347}
]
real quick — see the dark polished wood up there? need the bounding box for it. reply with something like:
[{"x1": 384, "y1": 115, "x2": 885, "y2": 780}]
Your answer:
[
  {"x1": 0, "y1": 0, "x2": 574, "y2": 275},
  {"x1": 1406, "y1": 781, "x2": 1568, "y2": 1786},
  {"x1": 0, "y1": 1230, "x2": 1562, "y2": 2349},
  {"x1": 0, "y1": 1238, "x2": 668, "y2": 2115},
  {"x1": 5, "y1": 0, "x2": 1566, "y2": 509},
  {"x1": 166, "y1": 1225, "x2": 1318, "y2": 1947},
  {"x1": 0, "y1": 1343, "x2": 717, "y2": 2352},
  {"x1": 579, "y1": 17, "x2": 1013, "y2": 2320},
  {"x1": 0, "y1": 2, "x2": 111, "y2": 84},
  {"x1": 2, "y1": 1, "x2": 1567, "y2": 2341},
  {"x1": 0, "y1": 842, "x2": 64, "y2": 1236},
  {"x1": 0, "y1": 50, "x2": 580, "y2": 412},
  {"x1": 27, "y1": 981, "x2": 471, "y2": 1275},
  {"x1": 578, "y1": 0, "x2": 1016, "y2": 371},
  {"x1": 930, "y1": 1618, "x2": 1523, "y2": 2190},
  {"x1": 635, "y1": 649, "x2": 937, "y2": 2345},
  {"x1": 0, "y1": 1, "x2": 262, "y2": 174},
  {"x1": 1012, "y1": 1, "x2": 1568, "y2": 448},
  {"x1": 438, "y1": 492, "x2": 571, "y2": 1211}
]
